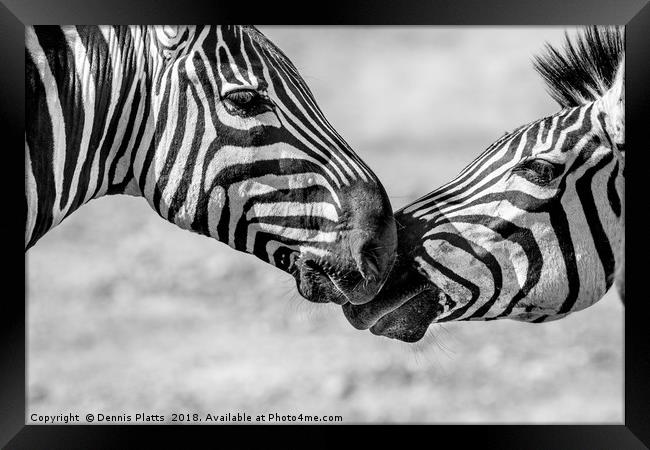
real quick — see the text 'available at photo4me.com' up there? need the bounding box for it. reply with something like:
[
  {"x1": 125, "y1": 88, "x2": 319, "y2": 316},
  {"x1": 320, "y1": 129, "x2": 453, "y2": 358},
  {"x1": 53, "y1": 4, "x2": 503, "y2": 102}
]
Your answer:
[{"x1": 30, "y1": 411, "x2": 344, "y2": 424}]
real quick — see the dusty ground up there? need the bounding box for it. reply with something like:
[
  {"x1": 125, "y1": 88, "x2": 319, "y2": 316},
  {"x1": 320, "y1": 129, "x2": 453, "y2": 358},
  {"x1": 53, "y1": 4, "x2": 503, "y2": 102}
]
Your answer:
[{"x1": 27, "y1": 27, "x2": 623, "y2": 423}]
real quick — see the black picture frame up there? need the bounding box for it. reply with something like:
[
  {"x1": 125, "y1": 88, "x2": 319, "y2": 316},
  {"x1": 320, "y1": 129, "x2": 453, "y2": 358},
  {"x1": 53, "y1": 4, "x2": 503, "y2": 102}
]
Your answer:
[{"x1": 3, "y1": 0, "x2": 649, "y2": 447}]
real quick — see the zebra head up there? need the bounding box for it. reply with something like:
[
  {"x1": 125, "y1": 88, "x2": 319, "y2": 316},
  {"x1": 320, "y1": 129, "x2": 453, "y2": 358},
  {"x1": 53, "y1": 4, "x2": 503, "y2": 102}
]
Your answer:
[
  {"x1": 343, "y1": 27, "x2": 625, "y2": 342},
  {"x1": 139, "y1": 26, "x2": 397, "y2": 305}
]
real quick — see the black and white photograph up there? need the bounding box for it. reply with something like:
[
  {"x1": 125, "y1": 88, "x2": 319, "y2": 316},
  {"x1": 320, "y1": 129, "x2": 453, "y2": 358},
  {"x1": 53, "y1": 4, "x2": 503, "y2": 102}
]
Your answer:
[{"x1": 23, "y1": 24, "x2": 627, "y2": 426}]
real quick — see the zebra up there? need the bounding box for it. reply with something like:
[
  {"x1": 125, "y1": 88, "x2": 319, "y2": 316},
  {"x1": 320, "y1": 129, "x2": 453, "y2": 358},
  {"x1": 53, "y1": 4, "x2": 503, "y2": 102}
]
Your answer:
[
  {"x1": 25, "y1": 25, "x2": 397, "y2": 306},
  {"x1": 342, "y1": 26, "x2": 625, "y2": 342}
]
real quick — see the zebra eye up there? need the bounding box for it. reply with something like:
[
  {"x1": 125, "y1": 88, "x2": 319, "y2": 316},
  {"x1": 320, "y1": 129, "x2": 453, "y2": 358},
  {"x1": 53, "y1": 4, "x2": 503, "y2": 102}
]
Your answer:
[
  {"x1": 223, "y1": 89, "x2": 269, "y2": 117},
  {"x1": 514, "y1": 158, "x2": 564, "y2": 185},
  {"x1": 224, "y1": 90, "x2": 258, "y2": 107}
]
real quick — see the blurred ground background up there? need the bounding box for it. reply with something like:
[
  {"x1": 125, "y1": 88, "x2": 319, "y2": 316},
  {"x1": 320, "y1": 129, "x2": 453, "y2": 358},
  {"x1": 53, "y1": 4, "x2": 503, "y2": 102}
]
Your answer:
[{"x1": 27, "y1": 27, "x2": 623, "y2": 423}]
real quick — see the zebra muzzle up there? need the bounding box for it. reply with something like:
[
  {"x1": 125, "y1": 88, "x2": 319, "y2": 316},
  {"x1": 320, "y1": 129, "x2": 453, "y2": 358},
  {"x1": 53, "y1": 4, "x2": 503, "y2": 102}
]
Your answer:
[
  {"x1": 295, "y1": 257, "x2": 358, "y2": 305},
  {"x1": 368, "y1": 290, "x2": 444, "y2": 343},
  {"x1": 342, "y1": 260, "x2": 446, "y2": 343}
]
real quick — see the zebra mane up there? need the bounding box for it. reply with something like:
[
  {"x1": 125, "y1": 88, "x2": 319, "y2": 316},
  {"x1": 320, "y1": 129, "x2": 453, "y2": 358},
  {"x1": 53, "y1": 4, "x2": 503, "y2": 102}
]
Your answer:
[{"x1": 533, "y1": 26, "x2": 624, "y2": 108}]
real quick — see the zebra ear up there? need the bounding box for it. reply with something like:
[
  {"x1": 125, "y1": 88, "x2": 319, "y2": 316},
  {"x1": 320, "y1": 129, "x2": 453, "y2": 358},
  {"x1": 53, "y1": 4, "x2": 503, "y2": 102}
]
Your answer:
[{"x1": 601, "y1": 57, "x2": 625, "y2": 148}]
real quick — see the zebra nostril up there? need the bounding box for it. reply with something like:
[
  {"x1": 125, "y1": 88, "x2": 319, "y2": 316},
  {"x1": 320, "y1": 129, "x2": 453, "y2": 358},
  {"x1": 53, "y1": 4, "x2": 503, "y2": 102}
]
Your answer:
[
  {"x1": 340, "y1": 229, "x2": 397, "y2": 306},
  {"x1": 356, "y1": 247, "x2": 380, "y2": 282},
  {"x1": 363, "y1": 257, "x2": 380, "y2": 282},
  {"x1": 350, "y1": 237, "x2": 387, "y2": 283},
  {"x1": 337, "y1": 179, "x2": 397, "y2": 285}
]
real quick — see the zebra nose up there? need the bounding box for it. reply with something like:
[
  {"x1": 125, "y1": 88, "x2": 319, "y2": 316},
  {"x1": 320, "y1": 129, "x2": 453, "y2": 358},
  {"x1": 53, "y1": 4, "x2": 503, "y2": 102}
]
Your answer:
[
  {"x1": 342, "y1": 224, "x2": 397, "y2": 305},
  {"x1": 336, "y1": 180, "x2": 398, "y2": 305},
  {"x1": 350, "y1": 232, "x2": 381, "y2": 282}
]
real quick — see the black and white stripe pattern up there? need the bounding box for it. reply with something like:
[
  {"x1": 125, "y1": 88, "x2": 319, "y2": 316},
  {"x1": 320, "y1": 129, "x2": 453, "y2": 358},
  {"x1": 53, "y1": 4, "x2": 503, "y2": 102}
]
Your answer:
[
  {"x1": 404, "y1": 104, "x2": 624, "y2": 322},
  {"x1": 344, "y1": 27, "x2": 625, "y2": 341},
  {"x1": 26, "y1": 25, "x2": 396, "y2": 304}
]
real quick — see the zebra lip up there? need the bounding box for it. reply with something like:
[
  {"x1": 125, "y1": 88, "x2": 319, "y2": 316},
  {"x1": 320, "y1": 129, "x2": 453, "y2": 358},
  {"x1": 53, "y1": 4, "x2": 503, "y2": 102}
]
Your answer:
[
  {"x1": 368, "y1": 289, "x2": 443, "y2": 343},
  {"x1": 342, "y1": 283, "x2": 434, "y2": 330},
  {"x1": 297, "y1": 259, "x2": 351, "y2": 305}
]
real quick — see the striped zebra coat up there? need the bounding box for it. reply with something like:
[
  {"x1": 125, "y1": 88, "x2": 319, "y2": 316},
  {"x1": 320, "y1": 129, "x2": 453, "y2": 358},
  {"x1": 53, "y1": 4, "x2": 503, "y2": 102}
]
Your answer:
[
  {"x1": 343, "y1": 27, "x2": 625, "y2": 342},
  {"x1": 25, "y1": 25, "x2": 397, "y2": 306}
]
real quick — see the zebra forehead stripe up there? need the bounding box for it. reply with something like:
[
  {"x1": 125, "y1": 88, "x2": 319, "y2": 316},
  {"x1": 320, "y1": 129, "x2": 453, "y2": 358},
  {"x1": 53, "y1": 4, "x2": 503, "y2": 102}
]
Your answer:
[
  {"x1": 410, "y1": 127, "x2": 531, "y2": 218},
  {"x1": 263, "y1": 49, "x2": 371, "y2": 183},
  {"x1": 216, "y1": 27, "x2": 250, "y2": 89},
  {"x1": 252, "y1": 45, "x2": 356, "y2": 186},
  {"x1": 244, "y1": 42, "x2": 346, "y2": 187}
]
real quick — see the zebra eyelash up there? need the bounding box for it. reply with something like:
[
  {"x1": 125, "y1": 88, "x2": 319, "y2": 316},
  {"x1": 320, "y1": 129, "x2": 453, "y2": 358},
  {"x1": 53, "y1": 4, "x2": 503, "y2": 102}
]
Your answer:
[
  {"x1": 222, "y1": 88, "x2": 273, "y2": 117},
  {"x1": 512, "y1": 157, "x2": 566, "y2": 186}
]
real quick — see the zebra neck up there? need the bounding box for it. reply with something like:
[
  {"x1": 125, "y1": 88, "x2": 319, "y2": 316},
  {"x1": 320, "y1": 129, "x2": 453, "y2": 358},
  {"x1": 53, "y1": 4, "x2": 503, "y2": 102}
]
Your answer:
[{"x1": 25, "y1": 26, "x2": 160, "y2": 249}]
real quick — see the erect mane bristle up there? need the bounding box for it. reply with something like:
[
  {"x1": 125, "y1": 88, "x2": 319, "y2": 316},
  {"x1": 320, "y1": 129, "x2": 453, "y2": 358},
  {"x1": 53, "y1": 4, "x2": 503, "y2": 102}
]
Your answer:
[{"x1": 533, "y1": 26, "x2": 624, "y2": 108}]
